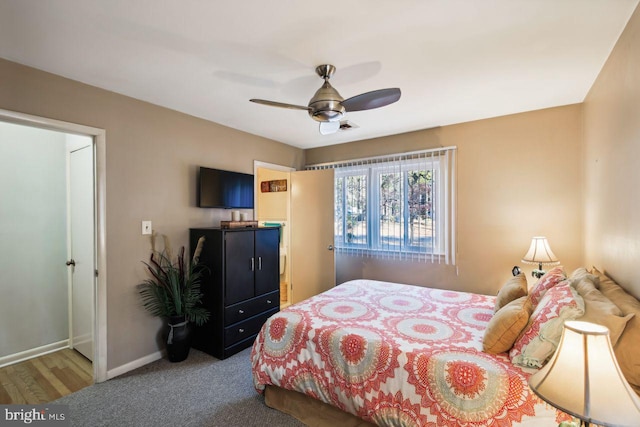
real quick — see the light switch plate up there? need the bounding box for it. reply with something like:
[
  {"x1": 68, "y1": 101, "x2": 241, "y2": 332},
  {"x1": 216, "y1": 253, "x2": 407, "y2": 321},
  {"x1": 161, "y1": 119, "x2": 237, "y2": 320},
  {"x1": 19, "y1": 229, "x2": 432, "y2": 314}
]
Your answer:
[{"x1": 142, "y1": 220, "x2": 152, "y2": 235}]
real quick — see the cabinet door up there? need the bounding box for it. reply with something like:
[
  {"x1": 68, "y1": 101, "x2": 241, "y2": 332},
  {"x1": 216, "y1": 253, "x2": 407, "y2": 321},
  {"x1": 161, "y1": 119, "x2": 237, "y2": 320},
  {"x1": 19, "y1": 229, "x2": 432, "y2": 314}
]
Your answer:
[
  {"x1": 224, "y1": 231, "x2": 255, "y2": 305},
  {"x1": 255, "y1": 228, "x2": 280, "y2": 296}
]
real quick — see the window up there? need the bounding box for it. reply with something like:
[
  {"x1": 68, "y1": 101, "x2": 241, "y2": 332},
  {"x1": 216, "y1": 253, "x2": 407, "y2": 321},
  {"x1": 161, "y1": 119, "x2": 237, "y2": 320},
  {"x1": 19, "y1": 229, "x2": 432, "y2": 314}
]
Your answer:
[{"x1": 325, "y1": 148, "x2": 456, "y2": 263}]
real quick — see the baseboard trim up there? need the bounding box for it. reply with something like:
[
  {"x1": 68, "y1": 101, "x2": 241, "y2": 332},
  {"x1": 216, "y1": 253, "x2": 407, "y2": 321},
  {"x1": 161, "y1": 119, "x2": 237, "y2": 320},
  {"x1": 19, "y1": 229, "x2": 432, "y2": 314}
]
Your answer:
[
  {"x1": 0, "y1": 340, "x2": 69, "y2": 368},
  {"x1": 106, "y1": 350, "x2": 164, "y2": 380}
]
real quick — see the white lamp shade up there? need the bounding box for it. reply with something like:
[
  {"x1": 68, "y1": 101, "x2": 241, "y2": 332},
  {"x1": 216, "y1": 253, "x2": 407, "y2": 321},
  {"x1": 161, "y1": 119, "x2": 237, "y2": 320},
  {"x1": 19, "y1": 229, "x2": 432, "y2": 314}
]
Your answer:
[
  {"x1": 521, "y1": 236, "x2": 560, "y2": 265},
  {"x1": 528, "y1": 321, "x2": 640, "y2": 427}
]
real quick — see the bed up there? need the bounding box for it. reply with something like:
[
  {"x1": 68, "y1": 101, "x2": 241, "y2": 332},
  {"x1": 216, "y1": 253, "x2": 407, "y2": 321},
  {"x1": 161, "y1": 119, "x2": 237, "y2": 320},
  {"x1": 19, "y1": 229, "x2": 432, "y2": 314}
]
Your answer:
[{"x1": 251, "y1": 269, "x2": 640, "y2": 426}]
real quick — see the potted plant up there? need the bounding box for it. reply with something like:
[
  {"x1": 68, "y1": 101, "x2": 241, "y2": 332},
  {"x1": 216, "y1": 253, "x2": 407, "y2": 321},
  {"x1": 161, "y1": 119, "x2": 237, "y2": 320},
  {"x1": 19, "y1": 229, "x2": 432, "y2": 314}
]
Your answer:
[{"x1": 138, "y1": 234, "x2": 209, "y2": 362}]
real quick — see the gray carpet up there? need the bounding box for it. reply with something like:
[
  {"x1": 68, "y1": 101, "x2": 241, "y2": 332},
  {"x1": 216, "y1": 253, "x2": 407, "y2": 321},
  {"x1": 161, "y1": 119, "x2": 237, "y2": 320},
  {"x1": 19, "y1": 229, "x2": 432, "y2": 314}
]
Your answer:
[{"x1": 55, "y1": 347, "x2": 305, "y2": 427}]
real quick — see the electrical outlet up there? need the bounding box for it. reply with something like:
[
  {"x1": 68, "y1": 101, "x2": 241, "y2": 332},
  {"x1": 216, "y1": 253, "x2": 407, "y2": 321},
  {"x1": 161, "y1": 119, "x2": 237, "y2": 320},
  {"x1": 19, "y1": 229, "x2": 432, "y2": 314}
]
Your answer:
[{"x1": 142, "y1": 220, "x2": 152, "y2": 235}]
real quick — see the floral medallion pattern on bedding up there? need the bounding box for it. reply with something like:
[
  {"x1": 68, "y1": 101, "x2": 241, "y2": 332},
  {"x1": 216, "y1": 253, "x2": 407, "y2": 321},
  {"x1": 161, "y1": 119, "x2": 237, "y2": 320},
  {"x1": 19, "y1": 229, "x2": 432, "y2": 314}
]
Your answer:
[
  {"x1": 314, "y1": 298, "x2": 378, "y2": 321},
  {"x1": 375, "y1": 293, "x2": 430, "y2": 312},
  {"x1": 406, "y1": 349, "x2": 536, "y2": 426},
  {"x1": 285, "y1": 370, "x2": 336, "y2": 404},
  {"x1": 257, "y1": 311, "x2": 311, "y2": 368},
  {"x1": 251, "y1": 279, "x2": 564, "y2": 426},
  {"x1": 383, "y1": 316, "x2": 472, "y2": 346},
  {"x1": 314, "y1": 325, "x2": 402, "y2": 400},
  {"x1": 443, "y1": 305, "x2": 495, "y2": 330},
  {"x1": 363, "y1": 391, "x2": 424, "y2": 426}
]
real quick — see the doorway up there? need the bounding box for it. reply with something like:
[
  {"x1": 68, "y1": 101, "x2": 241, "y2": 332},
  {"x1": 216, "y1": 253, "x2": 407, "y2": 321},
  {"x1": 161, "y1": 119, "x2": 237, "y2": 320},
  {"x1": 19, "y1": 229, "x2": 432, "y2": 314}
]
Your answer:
[
  {"x1": 0, "y1": 109, "x2": 107, "y2": 383},
  {"x1": 254, "y1": 161, "x2": 336, "y2": 305},
  {"x1": 254, "y1": 162, "x2": 294, "y2": 307}
]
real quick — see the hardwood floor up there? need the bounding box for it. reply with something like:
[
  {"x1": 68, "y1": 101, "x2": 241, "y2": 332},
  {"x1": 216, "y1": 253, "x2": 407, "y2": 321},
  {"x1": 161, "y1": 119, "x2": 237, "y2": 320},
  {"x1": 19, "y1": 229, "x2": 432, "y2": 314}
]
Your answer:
[{"x1": 0, "y1": 349, "x2": 92, "y2": 404}]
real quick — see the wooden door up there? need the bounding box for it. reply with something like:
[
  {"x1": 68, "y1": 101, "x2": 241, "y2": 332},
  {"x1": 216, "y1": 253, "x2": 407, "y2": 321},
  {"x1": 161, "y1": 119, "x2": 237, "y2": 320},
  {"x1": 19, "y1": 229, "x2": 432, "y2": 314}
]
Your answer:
[
  {"x1": 254, "y1": 228, "x2": 279, "y2": 295},
  {"x1": 224, "y1": 230, "x2": 255, "y2": 305},
  {"x1": 69, "y1": 144, "x2": 95, "y2": 361},
  {"x1": 290, "y1": 169, "x2": 335, "y2": 303}
]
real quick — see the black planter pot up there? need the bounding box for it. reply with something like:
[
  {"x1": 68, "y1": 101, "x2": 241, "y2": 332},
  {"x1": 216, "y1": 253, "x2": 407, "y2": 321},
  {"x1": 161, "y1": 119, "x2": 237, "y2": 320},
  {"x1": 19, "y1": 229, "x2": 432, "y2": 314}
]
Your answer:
[{"x1": 166, "y1": 315, "x2": 191, "y2": 362}]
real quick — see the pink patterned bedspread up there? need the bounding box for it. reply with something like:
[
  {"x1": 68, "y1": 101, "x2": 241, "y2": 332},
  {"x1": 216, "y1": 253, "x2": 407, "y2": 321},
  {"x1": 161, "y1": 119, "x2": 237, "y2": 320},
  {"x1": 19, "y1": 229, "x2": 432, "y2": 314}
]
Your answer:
[{"x1": 251, "y1": 279, "x2": 561, "y2": 426}]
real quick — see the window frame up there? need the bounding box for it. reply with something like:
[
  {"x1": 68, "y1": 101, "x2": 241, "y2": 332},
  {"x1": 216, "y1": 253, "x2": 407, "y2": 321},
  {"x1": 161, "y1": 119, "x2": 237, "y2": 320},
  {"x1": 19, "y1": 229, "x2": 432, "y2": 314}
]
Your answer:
[{"x1": 334, "y1": 156, "x2": 445, "y2": 257}]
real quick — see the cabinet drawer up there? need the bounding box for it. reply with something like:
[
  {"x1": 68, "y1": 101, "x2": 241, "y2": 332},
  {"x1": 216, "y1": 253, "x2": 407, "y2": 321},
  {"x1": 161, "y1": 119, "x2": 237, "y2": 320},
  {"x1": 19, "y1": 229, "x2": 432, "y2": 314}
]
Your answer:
[
  {"x1": 224, "y1": 291, "x2": 279, "y2": 325},
  {"x1": 224, "y1": 307, "x2": 279, "y2": 348}
]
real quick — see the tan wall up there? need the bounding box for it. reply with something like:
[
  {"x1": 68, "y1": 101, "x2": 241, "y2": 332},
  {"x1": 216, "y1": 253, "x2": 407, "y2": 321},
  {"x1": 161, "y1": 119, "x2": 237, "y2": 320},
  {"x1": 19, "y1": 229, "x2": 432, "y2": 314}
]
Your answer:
[
  {"x1": 308, "y1": 105, "x2": 584, "y2": 296},
  {"x1": 256, "y1": 168, "x2": 289, "y2": 221},
  {"x1": 0, "y1": 58, "x2": 304, "y2": 371},
  {"x1": 583, "y1": 4, "x2": 640, "y2": 299}
]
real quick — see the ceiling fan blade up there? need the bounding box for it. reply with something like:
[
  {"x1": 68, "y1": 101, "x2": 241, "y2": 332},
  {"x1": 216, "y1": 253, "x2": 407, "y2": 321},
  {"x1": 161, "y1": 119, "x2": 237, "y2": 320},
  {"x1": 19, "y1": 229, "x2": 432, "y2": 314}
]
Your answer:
[
  {"x1": 319, "y1": 121, "x2": 340, "y2": 135},
  {"x1": 250, "y1": 99, "x2": 311, "y2": 111},
  {"x1": 342, "y1": 88, "x2": 401, "y2": 112}
]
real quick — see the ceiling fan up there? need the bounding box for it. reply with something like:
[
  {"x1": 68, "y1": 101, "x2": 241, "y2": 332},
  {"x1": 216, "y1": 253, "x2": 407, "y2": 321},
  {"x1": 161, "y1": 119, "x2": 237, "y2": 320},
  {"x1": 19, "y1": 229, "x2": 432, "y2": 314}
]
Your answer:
[{"x1": 250, "y1": 64, "x2": 401, "y2": 135}]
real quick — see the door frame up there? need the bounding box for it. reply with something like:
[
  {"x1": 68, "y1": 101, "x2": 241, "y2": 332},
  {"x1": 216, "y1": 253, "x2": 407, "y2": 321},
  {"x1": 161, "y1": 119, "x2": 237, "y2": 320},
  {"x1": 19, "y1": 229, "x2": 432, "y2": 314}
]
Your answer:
[{"x1": 0, "y1": 108, "x2": 107, "y2": 383}]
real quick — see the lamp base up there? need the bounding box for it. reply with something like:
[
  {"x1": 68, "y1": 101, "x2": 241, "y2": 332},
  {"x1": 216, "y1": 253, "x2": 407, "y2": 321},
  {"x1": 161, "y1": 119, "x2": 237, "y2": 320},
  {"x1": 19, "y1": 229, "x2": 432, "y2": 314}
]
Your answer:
[
  {"x1": 531, "y1": 262, "x2": 546, "y2": 279},
  {"x1": 532, "y1": 269, "x2": 546, "y2": 279}
]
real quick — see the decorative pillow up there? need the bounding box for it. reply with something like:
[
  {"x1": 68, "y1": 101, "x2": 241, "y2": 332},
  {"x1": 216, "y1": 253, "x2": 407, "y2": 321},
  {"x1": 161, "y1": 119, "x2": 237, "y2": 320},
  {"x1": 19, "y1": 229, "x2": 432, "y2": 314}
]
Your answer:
[
  {"x1": 577, "y1": 283, "x2": 622, "y2": 315},
  {"x1": 591, "y1": 267, "x2": 640, "y2": 395},
  {"x1": 569, "y1": 267, "x2": 600, "y2": 286},
  {"x1": 494, "y1": 273, "x2": 528, "y2": 312},
  {"x1": 528, "y1": 266, "x2": 566, "y2": 306},
  {"x1": 574, "y1": 280, "x2": 632, "y2": 346},
  {"x1": 510, "y1": 281, "x2": 585, "y2": 368},
  {"x1": 483, "y1": 296, "x2": 533, "y2": 354},
  {"x1": 569, "y1": 278, "x2": 600, "y2": 298},
  {"x1": 570, "y1": 276, "x2": 599, "y2": 297},
  {"x1": 578, "y1": 310, "x2": 634, "y2": 348}
]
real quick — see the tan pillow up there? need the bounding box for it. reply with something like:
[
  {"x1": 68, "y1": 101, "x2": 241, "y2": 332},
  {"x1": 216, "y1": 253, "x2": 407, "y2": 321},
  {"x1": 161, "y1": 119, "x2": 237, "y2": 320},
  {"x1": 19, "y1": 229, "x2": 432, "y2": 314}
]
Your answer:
[
  {"x1": 571, "y1": 277, "x2": 598, "y2": 296},
  {"x1": 569, "y1": 267, "x2": 600, "y2": 288},
  {"x1": 571, "y1": 271, "x2": 621, "y2": 316},
  {"x1": 591, "y1": 267, "x2": 640, "y2": 394},
  {"x1": 568, "y1": 268, "x2": 601, "y2": 297},
  {"x1": 576, "y1": 286, "x2": 631, "y2": 346},
  {"x1": 494, "y1": 274, "x2": 528, "y2": 312},
  {"x1": 483, "y1": 296, "x2": 533, "y2": 354}
]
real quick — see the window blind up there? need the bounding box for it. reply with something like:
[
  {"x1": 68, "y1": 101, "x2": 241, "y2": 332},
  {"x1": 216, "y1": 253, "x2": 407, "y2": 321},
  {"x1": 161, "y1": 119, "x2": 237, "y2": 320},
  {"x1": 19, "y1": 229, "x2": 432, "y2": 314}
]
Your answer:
[{"x1": 306, "y1": 146, "x2": 456, "y2": 264}]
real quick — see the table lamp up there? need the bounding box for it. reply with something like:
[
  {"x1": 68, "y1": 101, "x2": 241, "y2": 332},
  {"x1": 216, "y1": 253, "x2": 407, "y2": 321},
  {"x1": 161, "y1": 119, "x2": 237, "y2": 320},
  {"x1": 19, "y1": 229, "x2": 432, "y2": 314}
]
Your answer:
[
  {"x1": 521, "y1": 236, "x2": 560, "y2": 278},
  {"x1": 528, "y1": 321, "x2": 640, "y2": 427}
]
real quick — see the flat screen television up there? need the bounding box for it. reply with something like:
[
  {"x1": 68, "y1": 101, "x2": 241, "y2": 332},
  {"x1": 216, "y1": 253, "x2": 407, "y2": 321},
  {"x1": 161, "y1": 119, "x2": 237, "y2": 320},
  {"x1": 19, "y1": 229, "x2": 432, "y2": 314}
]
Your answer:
[{"x1": 198, "y1": 167, "x2": 254, "y2": 209}]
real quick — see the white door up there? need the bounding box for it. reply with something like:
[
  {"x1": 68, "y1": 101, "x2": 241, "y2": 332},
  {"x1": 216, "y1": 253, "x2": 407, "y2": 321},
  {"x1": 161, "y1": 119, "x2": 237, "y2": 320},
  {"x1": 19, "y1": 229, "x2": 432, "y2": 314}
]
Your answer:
[
  {"x1": 68, "y1": 143, "x2": 95, "y2": 361},
  {"x1": 290, "y1": 169, "x2": 335, "y2": 303}
]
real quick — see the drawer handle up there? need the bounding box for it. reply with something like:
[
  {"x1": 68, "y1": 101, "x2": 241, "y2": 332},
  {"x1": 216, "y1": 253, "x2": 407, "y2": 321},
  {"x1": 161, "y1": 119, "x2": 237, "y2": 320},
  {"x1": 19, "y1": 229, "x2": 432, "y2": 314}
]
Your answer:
[
  {"x1": 266, "y1": 300, "x2": 272, "y2": 304},
  {"x1": 238, "y1": 309, "x2": 244, "y2": 314},
  {"x1": 239, "y1": 328, "x2": 245, "y2": 333}
]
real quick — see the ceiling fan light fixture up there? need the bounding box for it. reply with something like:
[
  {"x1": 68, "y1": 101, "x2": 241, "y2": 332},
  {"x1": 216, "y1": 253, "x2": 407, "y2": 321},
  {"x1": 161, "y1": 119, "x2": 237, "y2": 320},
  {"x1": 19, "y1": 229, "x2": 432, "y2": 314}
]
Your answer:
[
  {"x1": 308, "y1": 80, "x2": 345, "y2": 122},
  {"x1": 250, "y1": 64, "x2": 401, "y2": 132},
  {"x1": 309, "y1": 102, "x2": 345, "y2": 122},
  {"x1": 311, "y1": 111, "x2": 343, "y2": 122}
]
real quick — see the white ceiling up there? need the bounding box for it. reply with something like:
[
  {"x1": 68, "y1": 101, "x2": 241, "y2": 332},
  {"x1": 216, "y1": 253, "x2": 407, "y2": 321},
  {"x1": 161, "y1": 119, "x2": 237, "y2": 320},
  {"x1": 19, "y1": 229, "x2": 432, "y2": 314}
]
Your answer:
[{"x1": 0, "y1": 0, "x2": 638, "y2": 149}]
